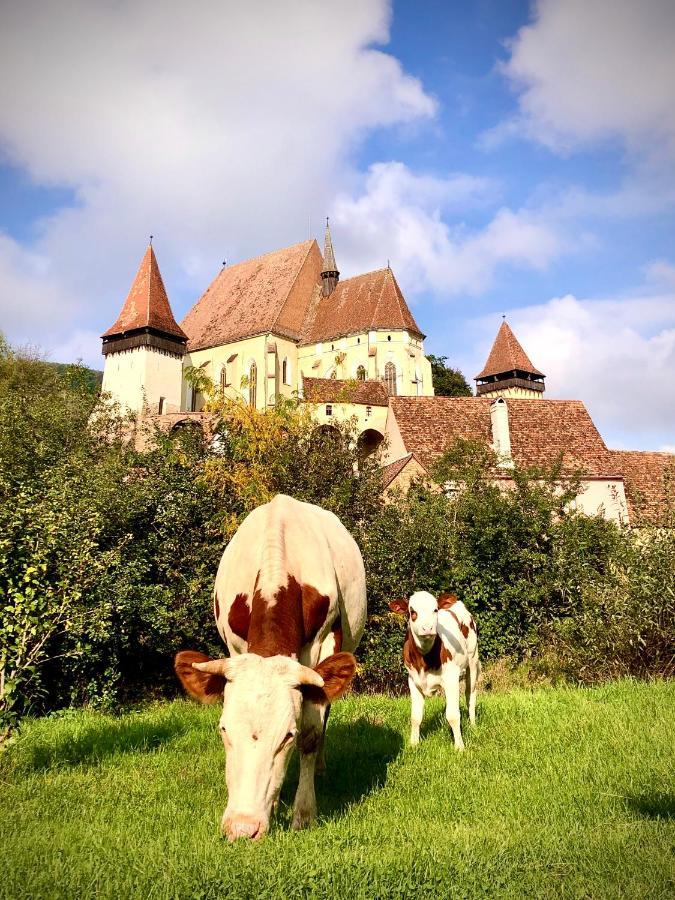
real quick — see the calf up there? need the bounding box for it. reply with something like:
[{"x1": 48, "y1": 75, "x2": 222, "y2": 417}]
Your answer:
[{"x1": 389, "y1": 591, "x2": 480, "y2": 750}]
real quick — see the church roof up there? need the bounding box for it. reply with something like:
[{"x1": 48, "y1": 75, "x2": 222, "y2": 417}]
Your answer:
[
  {"x1": 102, "y1": 245, "x2": 187, "y2": 340},
  {"x1": 475, "y1": 321, "x2": 544, "y2": 380},
  {"x1": 181, "y1": 240, "x2": 323, "y2": 351},
  {"x1": 302, "y1": 376, "x2": 389, "y2": 406},
  {"x1": 610, "y1": 450, "x2": 675, "y2": 526},
  {"x1": 389, "y1": 396, "x2": 612, "y2": 474},
  {"x1": 301, "y1": 267, "x2": 424, "y2": 344}
]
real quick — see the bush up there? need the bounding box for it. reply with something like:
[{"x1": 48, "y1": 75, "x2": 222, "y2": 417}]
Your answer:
[
  {"x1": 544, "y1": 527, "x2": 675, "y2": 683},
  {"x1": 0, "y1": 344, "x2": 385, "y2": 737},
  {"x1": 1, "y1": 338, "x2": 671, "y2": 738}
]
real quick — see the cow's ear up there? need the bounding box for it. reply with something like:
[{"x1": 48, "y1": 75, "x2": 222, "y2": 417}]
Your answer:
[
  {"x1": 438, "y1": 593, "x2": 459, "y2": 610},
  {"x1": 174, "y1": 651, "x2": 225, "y2": 703},
  {"x1": 388, "y1": 598, "x2": 409, "y2": 616},
  {"x1": 301, "y1": 652, "x2": 357, "y2": 704}
]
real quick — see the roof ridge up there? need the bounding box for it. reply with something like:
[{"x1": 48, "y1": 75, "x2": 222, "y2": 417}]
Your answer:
[{"x1": 221, "y1": 238, "x2": 316, "y2": 273}]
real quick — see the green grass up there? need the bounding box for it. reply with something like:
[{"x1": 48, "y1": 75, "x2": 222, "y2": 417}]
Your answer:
[{"x1": 1, "y1": 681, "x2": 673, "y2": 899}]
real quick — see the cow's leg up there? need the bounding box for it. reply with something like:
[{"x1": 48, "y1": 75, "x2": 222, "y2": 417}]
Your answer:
[
  {"x1": 409, "y1": 675, "x2": 425, "y2": 746},
  {"x1": 466, "y1": 658, "x2": 479, "y2": 725},
  {"x1": 316, "y1": 703, "x2": 331, "y2": 775},
  {"x1": 442, "y1": 665, "x2": 464, "y2": 750},
  {"x1": 292, "y1": 701, "x2": 324, "y2": 830}
]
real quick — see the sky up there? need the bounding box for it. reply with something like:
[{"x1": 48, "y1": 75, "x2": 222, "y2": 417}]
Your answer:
[{"x1": 0, "y1": 0, "x2": 674, "y2": 451}]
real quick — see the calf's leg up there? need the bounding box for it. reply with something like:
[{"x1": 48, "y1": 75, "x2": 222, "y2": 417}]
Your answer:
[
  {"x1": 466, "y1": 657, "x2": 479, "y2": 725},
  {"x1": 442, "y1": 664, "x2": 464, "y2": 750},
  {"x1": 409, "y1": 675, "x2": 425, "y2": 746}
]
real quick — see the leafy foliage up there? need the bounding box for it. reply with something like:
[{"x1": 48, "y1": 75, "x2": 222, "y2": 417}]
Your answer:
[
  {"x1": 426, "y1": 354, "x2": 472, "y2": 397},
  {"x1": 1, "y1": 337, "x2": 672, "y2": 736}
]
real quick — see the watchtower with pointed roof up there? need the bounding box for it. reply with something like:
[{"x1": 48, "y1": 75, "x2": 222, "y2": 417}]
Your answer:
[
  {"x1": 101, "y1": 244, "x2": 187, "y2": 415},
  {"x1": 474, "y1": 320, "x2": 545, "y2": 399}
]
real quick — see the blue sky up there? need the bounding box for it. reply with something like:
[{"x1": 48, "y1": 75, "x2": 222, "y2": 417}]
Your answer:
[{"x1": 0, "y1": 0, "x2": 674, "y2": 451}]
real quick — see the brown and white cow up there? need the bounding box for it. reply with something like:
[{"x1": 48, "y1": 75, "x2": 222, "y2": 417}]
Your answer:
[
  {"x1": 175, "y1": 494, "x2": 366, "y2": 841},
  {"x1": 389, "y1": 591, "x2": 480, "y2": 750}
]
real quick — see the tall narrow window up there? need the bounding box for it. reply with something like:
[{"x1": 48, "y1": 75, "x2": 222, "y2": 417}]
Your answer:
[
  {"x1": 356, "y1": 365, "x2": 366, "y2": 381},
  {"x1": 220, "y1": 366, "x2": 227, "y2": 391},
  {"x1": 248, "y1": 361, "x2": 257, "y2": 407},
  {"x1": 384, "y1": 361, "x2": 397, "y2": 396},
  {"x1": 282, "y1": 358, "x2": 288, "y2": 385},
  {"x1": 158, "y1": 396, "x2": 165, "y2": 414}
]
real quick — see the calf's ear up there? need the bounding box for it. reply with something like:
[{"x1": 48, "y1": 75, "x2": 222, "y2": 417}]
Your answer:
[
  {"x1": 301, "y1": 652, "x2": 357, "y2": 704},
  {"x1": 388, "y1": 598, "x2": 409, "y2": 616},
  {"x1": 174, "y1": 650, "x2": 226, "y2": 703},
  {"x1": 438, "y1": 593, "x2": 459, "y2": 609}
]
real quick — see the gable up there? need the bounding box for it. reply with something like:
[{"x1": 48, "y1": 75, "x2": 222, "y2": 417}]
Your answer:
[{"x1": 181, "y1": 240, "x2": 322, "y2": 351}]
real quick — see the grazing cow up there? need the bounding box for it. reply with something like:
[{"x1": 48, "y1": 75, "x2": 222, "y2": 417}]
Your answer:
[
  {"x1": 175, "y1": 494, "x2": 366, "y2": 841},
  {"x1": 389, "y1": 591, "x2": 480, "y2": 750}
]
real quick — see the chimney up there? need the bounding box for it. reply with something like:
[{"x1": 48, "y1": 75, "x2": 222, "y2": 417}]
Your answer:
[{"x1": 490, "y1": 398, "x2": 514, "y2": 469}]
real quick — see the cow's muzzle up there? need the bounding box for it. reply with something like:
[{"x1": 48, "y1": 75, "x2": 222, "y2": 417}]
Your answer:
[{"x1": 222, "y1": 812, "x2": 267, "y2": 842}]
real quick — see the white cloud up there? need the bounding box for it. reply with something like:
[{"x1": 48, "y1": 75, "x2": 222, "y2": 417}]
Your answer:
[
  {"x1": 333, "y1": 161, "x2": 562, "y2": 297},
  {"x1": 493, "y1": 0, "x2": 675, "y2": 161},
  {"x1": 467, "y1": 283, "x2": 675, "y2": 450},
  {"x1": 0, "y1": 0, "x2": 436, "y2": 360}
]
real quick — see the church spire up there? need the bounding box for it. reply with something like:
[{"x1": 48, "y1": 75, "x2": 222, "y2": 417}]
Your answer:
[
  {"x1": 475, "y1": 319, "x2": 545, "y2": 399},
  {"x1": 321, "y1": 217, "x2": 339, "y2": 297}
]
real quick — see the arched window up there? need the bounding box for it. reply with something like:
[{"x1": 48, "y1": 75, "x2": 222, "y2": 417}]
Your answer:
[
  {"x1": 282, "y1": 357, "x2": 289, "y2": 385},
  {"x1": 384, "y1": 361, "x2": 397, "y2": 396},
  {"x1": 248, "y1": 361, "x2": 257, "y2": 407},
  {"x1": 220, "y1": 366, "x2": 227, "y2": 392},
  {"x1": 356, "y1": 365, "x2": 366, "y2": 381}
]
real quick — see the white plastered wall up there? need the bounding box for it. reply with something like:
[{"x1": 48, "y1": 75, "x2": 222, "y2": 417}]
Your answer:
[{"x1": 102, "y1": 346, "x2": 183, "y2": 415}]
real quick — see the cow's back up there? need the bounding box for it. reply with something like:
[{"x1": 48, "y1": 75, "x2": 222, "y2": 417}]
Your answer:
[{"x1": 214, "y1": 495, "x2": 366, "y2": 662}]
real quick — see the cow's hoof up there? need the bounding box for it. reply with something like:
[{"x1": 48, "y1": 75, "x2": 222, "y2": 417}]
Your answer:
[{"x1": 291, "y1": 807, "x2": 315, "y2": 830}]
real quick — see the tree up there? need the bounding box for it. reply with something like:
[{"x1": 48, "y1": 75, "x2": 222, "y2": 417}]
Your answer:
[{"x1": 426, "y1": 355, "x2": 472, "y2": 397}]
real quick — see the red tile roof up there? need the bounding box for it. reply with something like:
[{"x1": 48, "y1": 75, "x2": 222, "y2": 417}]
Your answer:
[
  {"x1": 610, "y1": 450, "x2": 675, "y2": 526},
  {"x1": 381, "y1": 453, "x2": 414, "y2": 489},
  {"x1": 389, "y1": 397, "x2": 613, "y2": 475},
  {"x1": 102, "y1": 246, "x2": 187, "y2": 340},
  {"x1": 181, "y1": 240, "x2": 322, "y2": 351},
  {"x1": 475, "y1": 321, "x2": 543, "y2": 379},
  {"x1": 301, "y1": 268, "x2": 423, "y2": 344},
  {"x1": 302, "y1": 376, "x2": 389, "y2": 406}
]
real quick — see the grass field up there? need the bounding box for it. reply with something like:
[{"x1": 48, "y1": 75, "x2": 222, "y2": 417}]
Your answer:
[{"x1": 1, "y1": 681, "x2": 673, "y2": 899}]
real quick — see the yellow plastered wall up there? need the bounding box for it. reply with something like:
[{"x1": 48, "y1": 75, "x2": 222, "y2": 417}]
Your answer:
[
  {"x1": 185, "y1": 333, "x2": 300, "y2": 411},
  {"x1": 309, "y1": 401, "x2": 388, "y2": 442},
  {"x1": 297, "y1": 329, "x2": 434, "y2": 398}
]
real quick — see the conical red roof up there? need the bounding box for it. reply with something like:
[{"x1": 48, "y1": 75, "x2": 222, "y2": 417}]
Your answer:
[
  {"x1": 475, "y1": 320, "x2": 543, "y2": 379},
  {"x1": 102, "y1": 245, "x2": 187, "y2": 340}
]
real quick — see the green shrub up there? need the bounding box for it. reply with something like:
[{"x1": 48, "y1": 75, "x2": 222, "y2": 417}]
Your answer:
[{"x1": 544, "y1": 527, "x2": 675, "y2": 683}]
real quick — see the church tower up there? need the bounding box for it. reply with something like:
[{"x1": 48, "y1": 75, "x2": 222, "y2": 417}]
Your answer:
[
  {"x1": 475, "y1": 319, "x2": 545, "y2": 399},
  {"x1": 101, "y1": 243, "x2": 187, "y2": 416},
  {"x1": 320, "y1": 218, "x2": 339, "y2": 297}
]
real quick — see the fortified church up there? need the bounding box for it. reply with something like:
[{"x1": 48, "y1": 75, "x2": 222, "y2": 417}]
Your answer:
[{"x1": 101, "y1": 225, "x2": 674, "y2": 528}]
